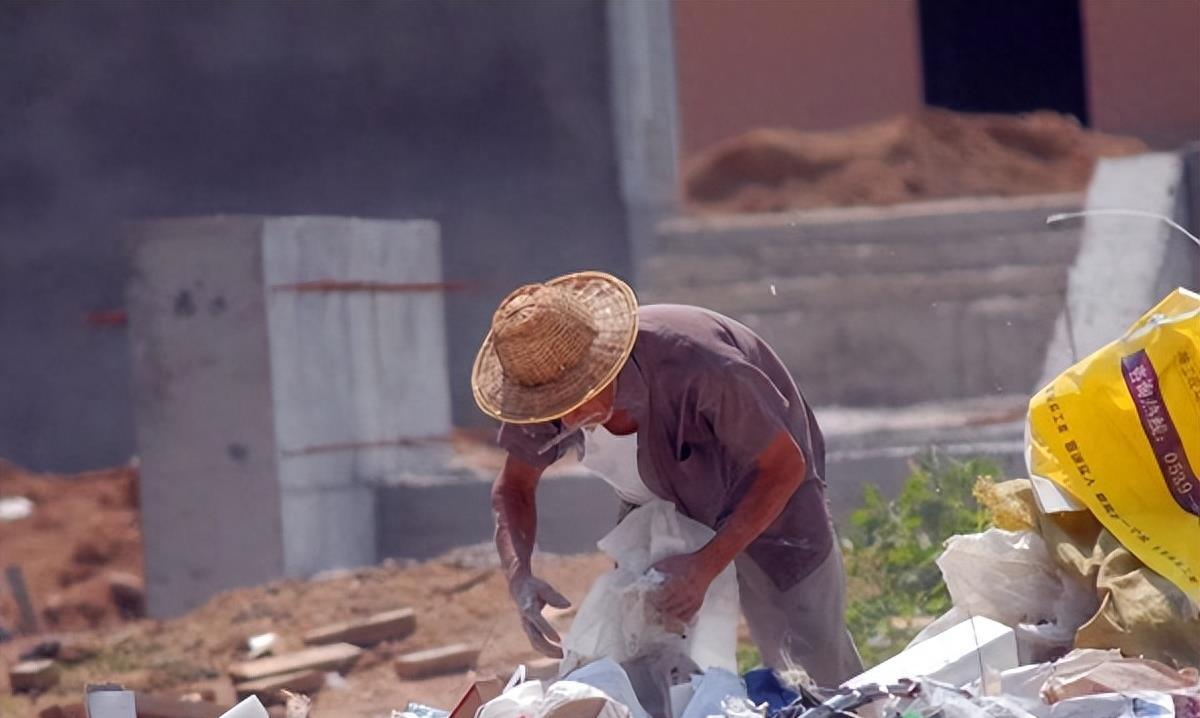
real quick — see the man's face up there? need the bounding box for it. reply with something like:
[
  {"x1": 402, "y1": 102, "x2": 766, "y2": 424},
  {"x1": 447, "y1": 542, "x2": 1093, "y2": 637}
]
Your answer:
[{"x1": 560, "y1": 381, "x2": 616, "y2": 430}]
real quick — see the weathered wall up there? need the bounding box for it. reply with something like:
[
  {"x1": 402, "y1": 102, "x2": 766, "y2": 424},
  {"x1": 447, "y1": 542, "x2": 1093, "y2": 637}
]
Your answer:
[
  {"x1": 671, "y1": 0, "x2": 923, "y2": 156},
  {"x1": 0, "y1": 1, "x2": 629, "y2": 471},
  {"x1": 640, "y1": 194, "x2": 1084, "y2": 406},
  {"x1": 1082, "y1": 0, "x2": 1200, "y2": 148}
]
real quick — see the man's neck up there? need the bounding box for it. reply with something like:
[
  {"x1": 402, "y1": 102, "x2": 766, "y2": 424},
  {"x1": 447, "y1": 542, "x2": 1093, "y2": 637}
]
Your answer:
[{"x1": 604, "y1": 410, "x2": 638, "y2": 436}]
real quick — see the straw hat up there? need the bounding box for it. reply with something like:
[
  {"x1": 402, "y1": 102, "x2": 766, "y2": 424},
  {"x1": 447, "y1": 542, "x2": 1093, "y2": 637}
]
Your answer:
[{"x1": 472, "y1": 271, "x2": 638, "y2": 424}]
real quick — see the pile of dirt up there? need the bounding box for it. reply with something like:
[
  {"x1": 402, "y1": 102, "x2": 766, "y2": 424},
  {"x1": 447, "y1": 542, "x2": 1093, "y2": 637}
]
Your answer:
[
  {"x1": 683, "y1": 109, "x2": 1148, "y2": 214},
  {"x1": 2, "y1": 551, "x2": 610, "y2": 717},
  {"x1": 0, "y1": 460, "x2": 142, "y2": 634},
  {"x1": 0, "y1": 457, "x2": 612, "y2": 717}
]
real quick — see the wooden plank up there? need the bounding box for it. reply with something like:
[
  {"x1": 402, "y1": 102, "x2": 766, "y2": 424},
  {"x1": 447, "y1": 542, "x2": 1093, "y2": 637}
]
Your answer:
[
  {"x1": 39, "y1": 705, "x2": 86, "y2": 718},
  {"x1": 302, "y1": 608, "x2": 416, "y2": 647},
  {"x1": 233, "y1": 669, "x2": 325, "y2": 705},
  {"x1": 227, "y1": 643, "x2": 361, "y2": 682},
  {"x1": 10, "y1": 659, "x2": 60, "y2": 693},
  {"x1": 6, "y1": 564, "x2": 40, "y2": 634},
  {"x1": 393, "y1": 644, "x2": 480, "y2": 679},
  {"x1": 134, "y1": 694, "x2": 230, "y2": 718}
]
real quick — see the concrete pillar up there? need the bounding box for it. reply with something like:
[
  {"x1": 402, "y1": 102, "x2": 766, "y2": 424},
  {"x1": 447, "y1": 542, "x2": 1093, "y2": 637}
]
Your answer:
[
  {"x1": 1039, "y1": 153, "x2": 1199, "y2": 385},
  {"x1": 607, "y1": 0, "x2": 681, "y2": 286},
  {"x1": 126, "y1": 216, "x2": 449, "y2": 617}
]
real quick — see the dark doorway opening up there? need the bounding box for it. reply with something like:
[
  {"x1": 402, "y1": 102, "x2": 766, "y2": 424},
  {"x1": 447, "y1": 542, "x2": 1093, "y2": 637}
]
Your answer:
[{"x1": 919, "y1": 0, "x2": 1089, "y2": 124}]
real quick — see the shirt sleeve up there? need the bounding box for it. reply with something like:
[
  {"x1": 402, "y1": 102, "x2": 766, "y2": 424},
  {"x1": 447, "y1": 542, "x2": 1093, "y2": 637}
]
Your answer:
[
  {"x1": 496, "y1": 420, "x2": 579, "y2": 471},
  {"x1": 696, "y1": 362, "x2": 793, "y2": 474}
]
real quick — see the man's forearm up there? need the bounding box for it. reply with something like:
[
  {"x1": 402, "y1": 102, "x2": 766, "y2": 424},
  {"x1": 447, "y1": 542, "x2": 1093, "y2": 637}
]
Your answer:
[
  {"x1": 696, "y1": 430, "x2": 806, "y2": 574},
  {"x1": 493, "y1": 479, "x2": 538, "y2": 581}
]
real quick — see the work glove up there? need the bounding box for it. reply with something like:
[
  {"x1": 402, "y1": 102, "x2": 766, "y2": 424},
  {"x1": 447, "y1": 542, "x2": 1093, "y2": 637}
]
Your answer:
[{"x1": 509, "y1": 573, "x2": 571, "y2": 658}]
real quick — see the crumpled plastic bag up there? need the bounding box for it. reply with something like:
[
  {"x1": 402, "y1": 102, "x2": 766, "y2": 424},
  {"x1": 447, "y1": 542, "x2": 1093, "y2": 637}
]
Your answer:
[
  {"x1": 479, "y1": 670, "x2": 646, "y2": 718},
  {"x1": 561, "y1": 500, "x2": 739, "y2": 676},
  {"x1": 1039, "y1": 509, "x2": 1200, "y2": 668},
  {"x1": 910, "y1": 529, "x2": 1098, "y2": 663},
  {"x1": 1042, "y1": 656, "x2": 1199, "y2": 704}
]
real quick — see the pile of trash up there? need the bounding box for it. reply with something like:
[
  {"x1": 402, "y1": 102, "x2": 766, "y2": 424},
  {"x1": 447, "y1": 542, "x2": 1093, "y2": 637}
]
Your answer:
[{"x1": 15, "y1": 288, "x2": 1200, "y2": 718}]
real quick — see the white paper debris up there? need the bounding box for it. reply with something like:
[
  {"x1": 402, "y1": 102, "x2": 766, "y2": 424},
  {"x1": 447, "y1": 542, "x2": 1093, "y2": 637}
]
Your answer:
[{"x1": 0, "y1": 496, "x2": 34, "y2": 522}]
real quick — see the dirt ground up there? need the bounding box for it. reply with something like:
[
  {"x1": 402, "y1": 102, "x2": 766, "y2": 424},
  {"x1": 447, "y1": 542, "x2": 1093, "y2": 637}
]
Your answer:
[
  {"x1": 0, "y1": 460, "x2": 614, "y2": 717},
  {"x1": 0, "y1": 460, "x2": 142, "y2": 634},
  {"x1": 683, "y1": 108, "x2": 1148, "y2": 214}
]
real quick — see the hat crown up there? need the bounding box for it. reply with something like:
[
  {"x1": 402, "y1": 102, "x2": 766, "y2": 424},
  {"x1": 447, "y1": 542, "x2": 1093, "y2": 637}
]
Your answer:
[{"x1": 492, "y1": 283, "x2": 599, "y2": 387}]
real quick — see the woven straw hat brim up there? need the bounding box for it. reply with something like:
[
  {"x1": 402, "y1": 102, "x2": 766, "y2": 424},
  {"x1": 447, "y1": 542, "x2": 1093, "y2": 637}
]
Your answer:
[{"x1": 472, "y1": 271, "x2": 638, "y2": 424}]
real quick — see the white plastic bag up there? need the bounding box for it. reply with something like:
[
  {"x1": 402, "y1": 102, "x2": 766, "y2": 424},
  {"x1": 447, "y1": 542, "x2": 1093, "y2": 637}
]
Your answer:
[
  {"x1": 561, "y1": 500, "x2": 739, "y2": 675},
  {"x1": 911, "y1": 529, "x2": 1097, "y2": 662},
  {"x1": 478, "y1": 680, "x2": 546, "y2": 718},
  {"x1": 680, "y1": 668, "x2": 747, "y2": 718},
  {"x1": 565, "y1": 658, "x2": 651, "y2": 718},
  {"x1": 540, "y1": 681, "x2": 634, "y2": 718}
]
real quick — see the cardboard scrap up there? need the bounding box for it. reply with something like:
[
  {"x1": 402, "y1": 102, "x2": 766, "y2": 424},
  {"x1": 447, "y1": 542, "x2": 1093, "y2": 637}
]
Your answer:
[
  {"x1": 394, "y1": 644, "x2": 480, "y2": 679},
  {"x1": 302, "y1": 607, "x2": 416, "y2": 647},
  {"x1": 10, "y1": 659, "x2": 60, "y2": 693},
  {"x1": 228, "y1": 642, "x2": 361, "y2": 682},
  {"x1": 447, "y1": 678, "x2": 504, "y2": 718},
  {"x1": 234, "y1": 670, "x2": 325, "y2": 704},
  {"x1": 135, "y1": 693, "x2": 230, "y2": 718}
]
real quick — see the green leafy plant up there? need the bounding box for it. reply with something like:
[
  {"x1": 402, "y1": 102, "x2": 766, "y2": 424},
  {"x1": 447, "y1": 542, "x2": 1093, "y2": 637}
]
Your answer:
[{"x1": 843, "y1": 452, "x2": 998, "y2": 666}]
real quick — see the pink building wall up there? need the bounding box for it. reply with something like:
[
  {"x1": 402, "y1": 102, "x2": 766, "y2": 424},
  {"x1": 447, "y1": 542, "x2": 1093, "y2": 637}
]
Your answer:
[
  {"x1": 673, "y1": 0, "x2": 1199, "y2": 156},
  {"x1": 672, "y1": 0, "x2": 924, "y2": 157},
  {"x1": 1082, "y1": 0, "x2": 1200, "y2": 148}
]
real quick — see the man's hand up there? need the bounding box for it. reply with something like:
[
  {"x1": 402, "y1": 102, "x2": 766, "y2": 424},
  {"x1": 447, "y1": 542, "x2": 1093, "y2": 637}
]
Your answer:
[
  {"x1": 509, "y1": 572, "x2": 572, "y2": 658},
  {"x1": 650, "y1": 552, "x2": 721, "y2": 626}
]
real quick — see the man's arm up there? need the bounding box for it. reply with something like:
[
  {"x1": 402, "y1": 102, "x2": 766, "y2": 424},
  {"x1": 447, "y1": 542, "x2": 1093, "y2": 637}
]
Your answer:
[
  {"x1": 492, "y1": 453, "x2": 571, "y2": 657},
  {"x1": 697, "y1": 429, "x2": 806, "y2": 571},
  {"x1": 653, "y1": 429, "x2": 806, "y2": 622},
  {"x1": 492, "y1": 453, "x2": 544, "y2": 581}
]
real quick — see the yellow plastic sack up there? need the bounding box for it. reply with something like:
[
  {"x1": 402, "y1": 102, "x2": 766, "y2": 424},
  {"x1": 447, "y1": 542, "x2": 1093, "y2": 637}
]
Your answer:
[{"x1": 1029, "y1": 288, "x2": 1200, "y2": 600}]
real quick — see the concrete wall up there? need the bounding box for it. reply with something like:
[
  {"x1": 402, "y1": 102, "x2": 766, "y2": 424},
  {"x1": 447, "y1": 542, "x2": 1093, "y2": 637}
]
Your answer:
[
  {"x1": 0, "y1": 0, "x2": 629, "y2": 471},
  {"x1": 671, "y1": 0, "x2": 923, "y2": 157},
  {"x1": 640, "y1": 194, "x2": 1085, "y2": 406},
  {"x1": 127, "y1": 216, "x2": 451, "y2": 617},
  {"x1": 1082, "y1": 0, "x2": 1200, "y2": 148}
]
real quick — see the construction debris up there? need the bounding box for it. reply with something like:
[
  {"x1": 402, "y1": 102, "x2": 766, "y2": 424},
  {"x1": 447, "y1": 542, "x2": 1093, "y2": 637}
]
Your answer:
[
  {"x1": 233, "y1": 670, "x2": 326, "y2": 705},
  {"x1": 227, "y1": 643, "x2": 361, "y2": 683},
  {"x1": 302, "y1": 607, "x2": 416, "y2": 647},
  {"x1": 0, "y1": 495, "x2": 34, "y2": 522},
  {"x1": 10, "y1": 658, "x2": 60, "y2": 693},
  {"x1": 245, "y1": 633, "x2": 278, "y2": 660},
  {"x1": 394, "y1": 644, "x2": 481, "y2": 679}
]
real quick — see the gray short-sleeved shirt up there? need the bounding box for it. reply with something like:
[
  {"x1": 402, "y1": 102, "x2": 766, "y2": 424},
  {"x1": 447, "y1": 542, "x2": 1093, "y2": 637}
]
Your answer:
[{"x1": 498, "y1": 304, "x2": 833, "y2": 589}]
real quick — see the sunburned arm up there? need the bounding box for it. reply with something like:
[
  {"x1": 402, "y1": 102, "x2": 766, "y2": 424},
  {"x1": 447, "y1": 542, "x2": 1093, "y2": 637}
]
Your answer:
[
  {"x1": 696, "y1": 428, "x2": 807, "y2": 577},
  {"x1": 492, "y1": 453, "x2": 544, "y2": 582}
]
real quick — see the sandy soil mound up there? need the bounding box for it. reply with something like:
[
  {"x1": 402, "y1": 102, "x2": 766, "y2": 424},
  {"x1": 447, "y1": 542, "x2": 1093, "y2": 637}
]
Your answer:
[{"x1": 683, "y1": 109, "x2": 1147, "y2": 213}]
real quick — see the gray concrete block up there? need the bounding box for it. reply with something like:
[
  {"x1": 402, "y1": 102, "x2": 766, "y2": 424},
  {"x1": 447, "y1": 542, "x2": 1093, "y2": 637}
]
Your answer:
[
  {"x1": 1040, "y1": 153, "x2": 1199, "y2": 385},
  {"x1": 281, "y1": 485, "x2": 377, "y2": 577},
  {"x1": 127, "y1": 217, "x2": 286, "y2": 619},
  {"x1": 126, "y1": 216, "x2": 449, "y2": 616},
  {"x1": 374, "y1": 473, "x2": 618, "y2": 560},
  {"x1": 644, "y1": 264, "x2": 1069, "y2": 315}
]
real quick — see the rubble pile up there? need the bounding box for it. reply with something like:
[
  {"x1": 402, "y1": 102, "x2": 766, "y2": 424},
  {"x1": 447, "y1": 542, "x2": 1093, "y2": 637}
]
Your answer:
[{"x1": 683, "y1": 109, "x2": 1147, "y2": 214}]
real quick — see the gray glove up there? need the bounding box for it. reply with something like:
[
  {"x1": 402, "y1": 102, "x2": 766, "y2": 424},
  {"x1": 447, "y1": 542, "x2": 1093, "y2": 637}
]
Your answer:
[{"x1": 509, "y1": 573, "x2": 571, "y2": 658}]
